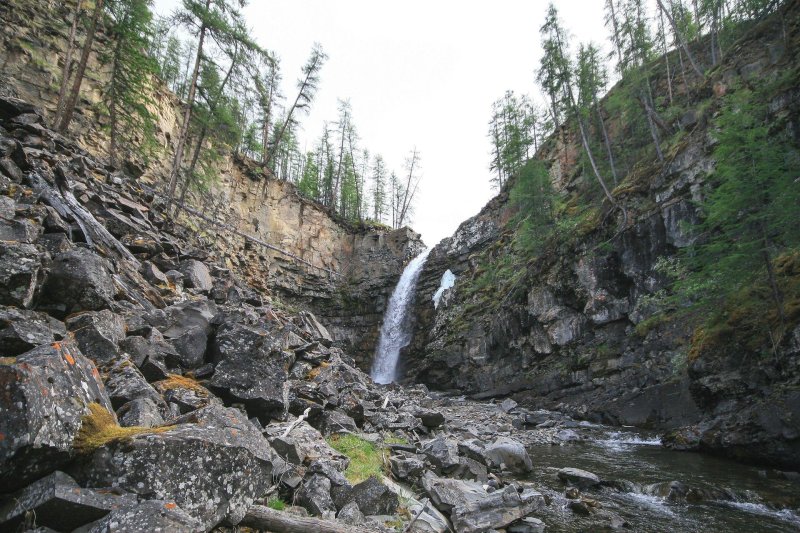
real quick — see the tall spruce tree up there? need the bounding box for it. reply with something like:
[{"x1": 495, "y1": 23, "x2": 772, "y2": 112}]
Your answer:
[{"x1": 104, "y1": 0, "x2": 159, "y2": 167}]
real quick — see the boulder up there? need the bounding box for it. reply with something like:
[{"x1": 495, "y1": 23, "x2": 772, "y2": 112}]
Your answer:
[
  {"x1": 0, "y1": 471, "x2": 135, "y2": 531},
  {"x1": 161, "y1": 299, "x2": 217, "y2": 369},
  {"x1": 421, "y1": 436, "x2": 461, "y2": 474},
  {"x1": 320, "y1": 409, "x2": 359, "y2": 435},
  {"x1": 450, "y1": 485, "x2": 546, "y2": 533},
  {"x1": 265, "y1": 421, "x2": 349, "y2": 471},
  {"x1": 499, "y1": 398, "x2": 518, "y2": 413},
  {"x1": 79, "y1": 499, "x2": 204, "y2": 533},
  {"x1": 70, "y1": 405, "x2": 275, "y2": 529},
  {"x1": 348, "y1": 476, "x2": 399, "y2": 516},
  {"x1": 413, "y1": 407, "x2": 446, "y2": 428},
  {"x1": 0, "y1": 342, "x2": 112, "y2": 491},
  {"x1": 0, "y1": 241, "x2": 41, "y2": 308},
  {"x1": 557, "y1": 467, "x2": 601, "y2": 489},
  {"x1": 482, "y1": 437, "x2": 533, "y2": 474},
  {"x1": 39, "y1": 248, "x2": 114, "y2": 318},
  {"x1": 421, "y1": 472, "x2": 486, "y2": 513},
  {"x1": 104, "y1": 355, "x2": 164, "y2": 409},
  {"x1": 0, "y1": 306, "x2": 66, "y2": 355},
  {"x1": 296, "y1": 474, "x2": 336, "y2": 518},
  {"x1": 153, "y1": 376, "x2": 218, "y2": 415},
  {"x1": 179, "y1": 259, "x2": 213, "y2": 292},
  {"x1": 390, "y1": 454, "x2": 426, "y2": 481},
  {"x1": 117, "y1": 397, "x2": 165, "y2": 428},
  {"x1": 508, "y1": 517, "x2": 546, "y2": 533},
  {"x1": 66, "y1": 310, "x2": 126, "y2": 365},
  {"x1": 336, "y1": 501, "x2": 365, "y2": 525},
  {"x1": 210, "y1": 319, "x2": 293, "y2": 422}
]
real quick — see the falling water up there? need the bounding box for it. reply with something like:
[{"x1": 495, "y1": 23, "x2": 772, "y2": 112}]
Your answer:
[{"x1": 370, "y1": 249, "x2": 430, "y2": 384}]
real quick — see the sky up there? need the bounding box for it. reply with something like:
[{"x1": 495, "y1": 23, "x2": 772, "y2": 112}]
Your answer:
[{"x1": 153, "y1": 0, "x2": 612, "y2": 247}]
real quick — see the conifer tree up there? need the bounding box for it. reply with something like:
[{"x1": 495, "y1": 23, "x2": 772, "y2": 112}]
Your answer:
[
  {"x1": 56, "y1": 0, "x2": 105, "y2": 133},
  {"x1": 54, "y1": 0, "x2": 83, "y2": 128},
  {"x1": 371, "y1": 154, "x2": 387, "y2": 223},
  {"x1": 104, "y1": 0, "x2": 159, "y2": 167}
]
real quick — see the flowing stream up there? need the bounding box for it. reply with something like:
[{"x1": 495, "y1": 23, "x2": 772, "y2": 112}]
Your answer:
[
  {"x1": 371, "y1": 249, "x2": 430, "y2": 384},
  {"x1": 525, "y1": 428, "x2": 800, "y2": 532}
]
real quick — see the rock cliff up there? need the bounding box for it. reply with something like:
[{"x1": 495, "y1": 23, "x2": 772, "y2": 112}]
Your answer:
[
  {"x1": 0, "y1": 0, "x2": 425, "y2": 369},
  {"x1": 405, "y1": 4, "x2": 800, "y2": 468}
]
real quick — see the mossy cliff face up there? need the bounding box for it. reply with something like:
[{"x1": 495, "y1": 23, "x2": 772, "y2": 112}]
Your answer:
[
  {"x1": 0, "y1": 0, "x2": 425, "y2": 365},
  {"x1": 404, "y1": 5, "x2": 800, "y2": 468}
]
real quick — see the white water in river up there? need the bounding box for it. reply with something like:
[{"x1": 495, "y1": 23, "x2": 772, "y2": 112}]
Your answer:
[{"x1": 370, "y1": 249, "x2": 430, "y2": 384}]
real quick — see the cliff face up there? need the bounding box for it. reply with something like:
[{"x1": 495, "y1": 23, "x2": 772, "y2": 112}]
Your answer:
[
  {"x1": 0, "y1": 0, "x2": 424, "y2": 368},
  {"x1": 405, "y1": 6, "x2": 800, "y2": 468}
]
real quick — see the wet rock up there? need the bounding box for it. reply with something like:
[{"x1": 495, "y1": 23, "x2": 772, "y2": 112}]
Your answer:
[
  {"x1": 296, "y1": 474, "x2": 336, "y2": 517},
  {"x1": 567, "y1": 499, "x2": 592, "y2": 516},
  {"x1": 104, "y1": 355, "x2": 164, "y2": 409},
  {"x1": 558, "y1": 467, "x2": 601, "y2": 489},
  {"x1": 337, "y1": 501, "x2": 365, "y2": 525},
  {"x1": 0, "y1": 471, "x2": 135, "y2": 531},
  {"x1": 179, "y1": 259, "x2": 213, "y2": 292},
  {"x1": 508, "y1": 517, "x2": 546, "y2": 533},
  {"x1": 39, "y1": 248, "x2": 114, "y2": 318},
  {"x1": 0, "y1": 241, "x2": 41, "y2": 308},
  {"x1": 0, "y1": 342, "x2": 112, "y2": 491},
  {"x1": 210, "y1": 319, "x2": 293, "y2": 422},
  {"x1": 71, "y1": 405, "x2": 275, "y2": 529},
  {"x1": 79, "y1": 499, "x2": 204, "y2": 533},
  {"x1": 662, "y1": 425, "x2": 702, "y2": 451},
  {"x1": 348, "y1": 476, "x2": 399, "y2": 516},
  {"x1": 66, "y1": 310, "x2": 126, "y2": 365},
  {"x1": 117, "y1": 397, "x2": 165, "y2": 428},
  {"x1": 0, "y1": 306, "x2": 66, "y2": 355},
  {"x1": 482, "y1": 437, "x2": 533, "y2": 474},
  {"x1": 421, "y1": 436, "x2": 461, "y2": 474}
]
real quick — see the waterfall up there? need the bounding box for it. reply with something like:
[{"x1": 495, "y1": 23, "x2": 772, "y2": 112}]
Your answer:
[{"x1": 371, "y1": 249, "x2": 430, "y2": 384}]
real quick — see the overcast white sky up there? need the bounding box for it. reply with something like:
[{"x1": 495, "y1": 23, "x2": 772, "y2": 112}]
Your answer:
[{"x1": 154, "y1": 1, "x2": 613, "y2": 246}]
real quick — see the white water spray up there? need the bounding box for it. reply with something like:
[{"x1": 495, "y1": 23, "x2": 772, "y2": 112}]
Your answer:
[{"x1": 371, "y1": 249, "x2": 430, "y2": 384}]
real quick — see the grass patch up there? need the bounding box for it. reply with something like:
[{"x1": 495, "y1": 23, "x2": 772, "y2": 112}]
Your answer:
[
  {"x1": 306, "y1": 361, "x2": 330, "y2": 381},
  {"x1": 267, "y1": 497, "x2": 287, "y2": 511},
  {"x1": 327, "y1": 434, "x2": 385, "y2": 484},
  {"x1": 155, "y1": 374, "x2": 209, "y2": 397},
  {"x1": 73, "y1": 403, "x2": 172, "y2": 454},
  {"x1": 384, "y1": 435, "x2": 408, "y2": 445}
]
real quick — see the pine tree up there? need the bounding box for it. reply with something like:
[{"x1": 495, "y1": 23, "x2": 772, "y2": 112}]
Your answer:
[
  {"x1": 56, "y1": 0, "x2": 105, "y2": 133},
  {"x1": 371, "y1": 154, "x2": 387, "y2": 223},
  {"x1": 104, "y1": 0, "x2": 159, "y2": 167},
  {"x1": 159, "y1": 35, "x2": 184, "y2": 92},
  {"x1": 298, "y1": 150, "x2": 320, "y2": 200},
  {"x1": 54, "y1": 0, "x2": 84, "y2": 128}
]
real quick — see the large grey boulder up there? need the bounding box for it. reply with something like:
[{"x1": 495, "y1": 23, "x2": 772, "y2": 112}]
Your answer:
[
  {"x1": 161, "y1": 299, "x2": 217, "y2": 369},
  {"x1": 482, "y1": 437, "x2": 533, "y2": 474},
  {"x1": 0, "y1": 471, "x2": 135, "y2": 531},
  {"x1": 39, "y1": 248, "x2": 115, "y2": 318},
  {"x1": 557, "y1": 467, "x2": 601, "y2": 489},
  {"x1": 104, "y1": 355, "x2": 164, "y2": 409},
  {"x1": 421, "y1": 436, "x2": 461, "y2": 474},
  {"x1": 66, "y1": 310, "x2": 126, "y2": 365},
  {"x1": 348, "y1": 476, "x2": 399, "y2": 516},
  {"x1": 0, "y1": 306, "x2": 66, "y2": 355},
  {"x1": 0, "y1": 342, "x2": 112, "y2": 491},
  {"x1": 79, "y1": 499, "x2": 204, "y2": 533},
  {"x1": 210, "y1": 318, "x2": 293, "y2": 422},
  {"x1": 179, "y1": 259, "x2": 213, "y2": 292},
  {"x1": 0, "y1": 241, "x2": 41, "y2": 308},
  {"x1": 265, "y1": 421, "x2": 349, "y2": 471},
  {"x1": 450, "y1": 485, "x2": 546, "y2": 533},
  {"x1": 117, "y1": 397, "x2": 165, "y2": 428},
  {"x1": 296, "y1": 474, "x2": 336, "y2": 518},
  {"x1": 70, "y1": 405, "x2": 275, "y2": 529}
]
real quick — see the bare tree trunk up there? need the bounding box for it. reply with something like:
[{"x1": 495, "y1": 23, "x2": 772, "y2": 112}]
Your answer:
[
  {"x1": 657, "y1": 0, "x2": 704, "y2": 78},
  {"x1": 57, "y1": 0, "x2": 103, "y2": 133},
  {"x1": 54, "y1": 0, "x2": 83, "y2": 127},
  {"x1": 241, "y1": 505, "x2": 375, "y2": 533},
  {"x1": 166, "y1": 0, "x2": 211, "y2": 206},
  {"x1": 659, "y1": 9, "x2": 674, "y2": 105},
  {"x1": 594, "y1": 103, "x2": 618, "y2": 185}
]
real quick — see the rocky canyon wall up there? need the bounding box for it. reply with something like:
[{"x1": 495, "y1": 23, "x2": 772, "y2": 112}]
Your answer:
[{"x1": 0, "y1": 0, "x2": 423, "y2": 368}]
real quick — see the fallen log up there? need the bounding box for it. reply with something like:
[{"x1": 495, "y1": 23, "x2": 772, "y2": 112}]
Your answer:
[{"x1": 240, "y1": 505, "x2": 376, "y2": 533}]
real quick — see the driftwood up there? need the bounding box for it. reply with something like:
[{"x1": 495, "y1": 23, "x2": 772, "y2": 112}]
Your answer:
[
  {"x1": 173, "y1": 201, "x2": 338, "y2": 277},
  {"x1": 240, "y1": 505, "x2": 376, "y2": 533}
]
